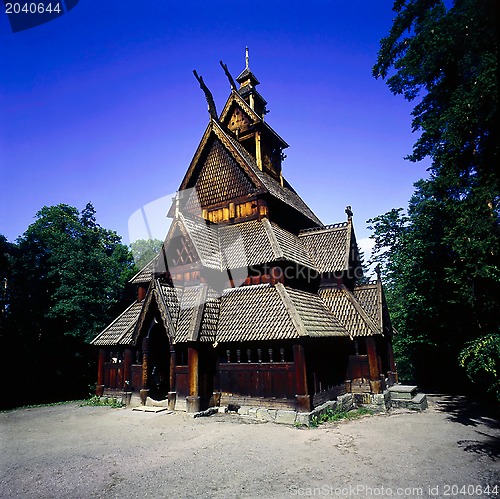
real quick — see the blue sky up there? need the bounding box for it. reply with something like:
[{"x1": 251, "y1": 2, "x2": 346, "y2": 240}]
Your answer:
[{"x1": 0, "y1": 1, "x2": 429, "y2": 261}]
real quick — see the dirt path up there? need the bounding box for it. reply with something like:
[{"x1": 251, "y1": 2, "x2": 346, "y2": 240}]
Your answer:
[{"x1": 1, "y1": 396, "x2": 498, "y2": 498}]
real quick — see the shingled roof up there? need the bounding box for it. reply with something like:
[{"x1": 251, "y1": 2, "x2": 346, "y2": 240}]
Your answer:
[
  {"x1": 319, "y1": 286, "x2": 382, "y2": 338},
  {"x1": 177, "y1": 120, "x2": 322, "y2": 227},
  {"x1": 299, "y1": 222, "x2": 357, "y2": 273},
  {"x1": 217, "y1": 123, "x2": 322, "y2": 226},
  {"x1": 91, "y1": 301, "x2": 144, "y2": 346},
  {"x1": 129, "y1": 255, "x2": 158, "y2": 284},
  {"x1": 161, "y1": 214, "x2": 316, "y2": 273},
  {"x1": 216, "y1": 283, "x2": 348, "y2": 342}
]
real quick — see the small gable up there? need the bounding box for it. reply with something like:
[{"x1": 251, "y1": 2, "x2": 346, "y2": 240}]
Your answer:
[
  {"x1": 225, "y1": 105, "x2": 253, "y2": 135},
  {"x1": 163, "y1": 223, "x2": 199, "y2": 268}
]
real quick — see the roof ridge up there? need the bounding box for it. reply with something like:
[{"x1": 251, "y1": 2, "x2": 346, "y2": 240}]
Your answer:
[
  {"x1": 128, "y1": 254, "x2": 159, "y2": 283},
  {"x1": 340, "y1": 285, "x2": 381, "y2": 336},
  {"x1": 177, "y1": 212, "x2": 221, "y2": 270},
  {"x1": 299, "y1": 222, "x2": 348, "y2": 236},
  {"x1": 154, "y1": 281, "x2": 178, "y2": 339},
  {"x1": 222, "y1": 283, "x2": 270, "y2": 295},
  {"x1": 274, "y1": 282, "x2": 308, "y2": 337},
  {"x1": 219, "y1": 89, "x2": 261, "y2": 125},
  {"x1": 261, "y1": 217, "x2": 284, "y2": 260},
  {"x1": 355, "y1": 281, "x2": 378, "y2": 287},
  {"x1": 187, "y1": 283, "x2": 208, "y2": 341}
]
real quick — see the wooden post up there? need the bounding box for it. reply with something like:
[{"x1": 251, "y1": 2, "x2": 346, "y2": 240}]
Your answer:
[
  {"x1": 123, "y1": 349, "x2": 132, "y2": 390},
  {"x1": 365, "y1": 337, "x2": 382, "y2": 394},
  {"x1": 140, "y1": 337, "x2": 150, "y2": 405},
  {"x1": 257, "y1": 199, "x2": 268, "y2": 220},
  {"x1": 168, "y1": 344, "x2": 177, "y2": 410},
  {"x1": 186, "y1": 345, "x2": 200, "y2": 413},
  {"x1": 122, "y1": 349, "x2": 133, "y2": 405},
  {"x1": 96, "y1": 349, "x2": 105, "y2": 397},
  {"x1": 138, "y1": 286, "x2": 146, "y2": 302},
  {"x1": 255, "y1": 131, "x2": 262, "y2": 170},
  {"x1": 293, "y1": 343, "x2": 311, "y2": 412},
  {"x1": 387, "y1": 341, "x2": 398, "y2": 385}
]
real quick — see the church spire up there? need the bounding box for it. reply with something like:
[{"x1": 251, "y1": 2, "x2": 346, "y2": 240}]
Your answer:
[{"x1": 236, "y1": 47, "x2": 266, "y2": 117}]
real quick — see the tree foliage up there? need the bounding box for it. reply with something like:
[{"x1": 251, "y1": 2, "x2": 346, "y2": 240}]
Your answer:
[
  {"x1": 1, "y1": 204, "x2": 135, "y2": 408},
  {"x1": 130, "y1": 238, "x2": 163, "y2": 270},
  {"x1": 371, "y1": 0, "x2": 499, "y2": 398}
]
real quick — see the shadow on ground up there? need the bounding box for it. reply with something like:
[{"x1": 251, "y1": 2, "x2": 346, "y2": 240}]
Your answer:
[{"x1": 432, "y1": 394, "x2": 499, "y2": 460}]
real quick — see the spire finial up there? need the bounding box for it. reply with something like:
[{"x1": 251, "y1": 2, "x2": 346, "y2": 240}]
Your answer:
[
  {"x1": 345, "y1": 205, "x2": 353, "y2": 221},
  {"x1": 245, "y1": 47, "x2": 249, "y2": 69}
]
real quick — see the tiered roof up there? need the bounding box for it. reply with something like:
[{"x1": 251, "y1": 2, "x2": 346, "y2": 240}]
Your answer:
[{"x1": 92, "y1": 54, "x2": 392, "y2": 348}]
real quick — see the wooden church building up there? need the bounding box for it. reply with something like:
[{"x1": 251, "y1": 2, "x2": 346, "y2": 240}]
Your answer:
[{"x1": 91, "y1": 52, "x2": 397, "y2": 413}]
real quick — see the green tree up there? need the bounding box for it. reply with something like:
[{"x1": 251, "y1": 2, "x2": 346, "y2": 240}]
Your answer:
[
  {"x1": 371, "y1": 0, "x2": 499, "y2": 397},
  {"x1": 3, "y1": 203, "x2": 135, "y2": 408},
  {"x1": 130, "y1": 238, "x2": 162, "y2": 270}
]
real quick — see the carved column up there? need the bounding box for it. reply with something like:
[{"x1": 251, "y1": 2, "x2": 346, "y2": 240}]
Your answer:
[
  {"x1": 168, "y1": 344, "x2": 177, "y2": 411},
  {"x1": 140, "y1": 337, "x2": 150, "y2": 405},
  {"x1": 365, "y1": 337, "x2": 382, "y2": 394},
  {"x1": 186, "y1": 345, "x2": 200, "y2": 413},
  {"x1": 96, "y1": 349, "x2": 105, "y2": 397},
  {"x1": 293, "y1": 343, "x2": 311, "y2": 412}
]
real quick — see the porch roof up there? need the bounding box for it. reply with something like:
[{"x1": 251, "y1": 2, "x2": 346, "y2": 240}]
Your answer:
[{"x1": 90, "y1": 301, "x2": 143, "y2": 346}]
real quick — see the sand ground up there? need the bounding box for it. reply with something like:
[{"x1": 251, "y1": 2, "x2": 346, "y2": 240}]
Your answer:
[{"x1": 1, "y1": 395, "x2": 498, "y2": 498}]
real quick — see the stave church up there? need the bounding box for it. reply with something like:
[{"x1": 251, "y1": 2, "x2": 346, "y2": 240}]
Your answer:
[{"x1": 91, "y1": 50, "x2": 398, "y2": 414}]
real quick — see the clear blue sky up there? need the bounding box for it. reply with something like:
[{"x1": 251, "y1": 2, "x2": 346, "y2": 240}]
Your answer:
[{"x1": 0, "y1": 1, "x2": 429, "y2": 260}]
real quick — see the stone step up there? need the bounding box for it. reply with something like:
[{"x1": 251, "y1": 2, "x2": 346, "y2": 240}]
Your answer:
[
  {"x1": 391, "y1": 392, "x2": 428, "y2": 411},
  {"x1": 388, "y1": 384, "x2": 418, "y2": 400}
]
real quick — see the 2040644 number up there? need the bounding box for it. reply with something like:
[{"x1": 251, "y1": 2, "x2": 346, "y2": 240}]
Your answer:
[
  {"x1": 443, "y1": 484, "x2": 499, "y2": 496},
  {"x1": 5, "y1": 3, "x2": 61, "y2": 14}
]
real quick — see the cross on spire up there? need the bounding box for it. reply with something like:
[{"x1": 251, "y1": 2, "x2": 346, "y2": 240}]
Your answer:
[{"x1": 245, "y1": 47, "x2": 249, "y2": 69}]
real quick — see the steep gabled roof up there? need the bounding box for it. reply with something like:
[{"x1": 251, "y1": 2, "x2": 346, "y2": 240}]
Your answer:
[
  {"x1": 155, "y1": 213, "x2": 219, "y2": 272},
  {"x1": 278, "y1": 285, "x2": 348, "y2": 338},
  {"x1": 299, "y1": 222, "x2": 359, "y2": 273},
  {"x1": 353, "y1": 282, "x2": 381, "y2": 329},
  {"x1": 218, "y1": 124, "x2": 321, "y2": 226},
  {"x1": 176, "y1": 119, "x2": 321, "y2": 226},
  {"x1": 219, "y1": 90, "x2": 288, "y2": 148},
  {"x1": 91, "y1": 301, "x2": 144, "y2": 346}
]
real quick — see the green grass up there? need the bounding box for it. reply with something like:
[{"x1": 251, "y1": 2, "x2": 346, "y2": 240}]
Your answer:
[
  {"x1": 310, "y1": 406, "x2": 373, "y2": 427},
  {"x1": 80, "y1": 395, "x2": 124, "y2": 408}
]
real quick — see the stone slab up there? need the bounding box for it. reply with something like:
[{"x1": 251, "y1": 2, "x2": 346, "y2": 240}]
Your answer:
[
  {"x1": 389, "y1": 385, "x2": 418, "y2": 400},
  {"x1": 275, "y1": 410, "x2": 297, "y2": 425},
  {"x1": 132, "y1": 406, "x2": 172, "y2": 413}
]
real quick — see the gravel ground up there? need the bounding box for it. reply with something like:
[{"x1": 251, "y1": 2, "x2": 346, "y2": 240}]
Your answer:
[{"x1": 1, "y1": 395, "x2": 498, "y2": 498}]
